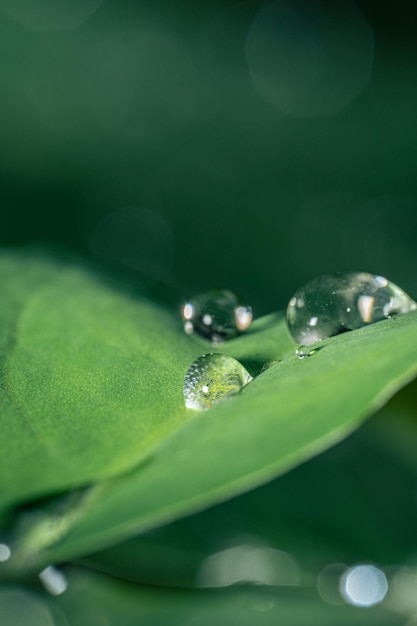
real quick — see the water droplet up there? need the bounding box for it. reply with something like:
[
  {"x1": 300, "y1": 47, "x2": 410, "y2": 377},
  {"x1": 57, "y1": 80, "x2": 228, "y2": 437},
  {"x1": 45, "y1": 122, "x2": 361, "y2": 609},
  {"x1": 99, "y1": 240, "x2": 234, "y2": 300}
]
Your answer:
[
  {"x1": 296, "y1": 345, "x2": 318, "y2": 359},
  {"x1": 182, "y1": 290, "x2": 253, "y2": 343},
  {"x1": 287, "y1": 272, "x2": 416, "y2": 345},
  {"x1": 260, "y1": 360, "x2": 280, "y2": 373},
  {"x1": 183, "y1": 353, "x2": 252, "y2": 410}
]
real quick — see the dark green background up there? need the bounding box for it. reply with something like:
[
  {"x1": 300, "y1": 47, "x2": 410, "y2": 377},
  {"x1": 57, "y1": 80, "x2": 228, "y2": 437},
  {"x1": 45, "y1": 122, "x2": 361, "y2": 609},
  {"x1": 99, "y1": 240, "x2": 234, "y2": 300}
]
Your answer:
[
  {"x1": 1, "y1": 3, "x2": 417, "y2": 623},
  {"x1": 1, "y1": 0, "x2": 416, "y2": 314}
]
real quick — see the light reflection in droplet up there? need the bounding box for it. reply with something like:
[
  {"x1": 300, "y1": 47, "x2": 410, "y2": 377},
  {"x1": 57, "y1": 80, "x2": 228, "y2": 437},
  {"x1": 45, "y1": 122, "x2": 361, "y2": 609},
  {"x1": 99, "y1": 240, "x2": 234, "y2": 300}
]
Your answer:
[
  {"x1": 358, "y1": 295, "x2": 375, "y2": 323},
  {"x1": 0, "y1": 543, "x2": 11, "y2": 562},
  {"x1": 183, "y1": 303, "x2": 194, "y2": 321},
  {"x1": 340, "y1": 564, "x2": 388, "y2": 607},
  {"x1": 202, "y1": 314, "x2": 213, "y2": 326},
  {"x1": 39, "y1": 565, "x2": 68, "y2": 596},
  {"x1": 245, "y1": 0, "x2": 373, "y2": 117},
  {"x1": 234, "y1": 306, "x2": 253, "y2": 332},
  {"x1": 196, "y1": 544, "x2": 301, "y2": 588}
]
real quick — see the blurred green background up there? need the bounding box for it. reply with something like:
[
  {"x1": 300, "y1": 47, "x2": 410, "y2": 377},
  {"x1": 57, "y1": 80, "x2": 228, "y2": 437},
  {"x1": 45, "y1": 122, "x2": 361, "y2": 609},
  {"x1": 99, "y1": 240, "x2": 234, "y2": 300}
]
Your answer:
[
  {"x1": 1, "y1": 0, "x2": 416, "y2": 314},
  {"x1": 2, "y1": 2, "x2": 417, "y2": 623}
]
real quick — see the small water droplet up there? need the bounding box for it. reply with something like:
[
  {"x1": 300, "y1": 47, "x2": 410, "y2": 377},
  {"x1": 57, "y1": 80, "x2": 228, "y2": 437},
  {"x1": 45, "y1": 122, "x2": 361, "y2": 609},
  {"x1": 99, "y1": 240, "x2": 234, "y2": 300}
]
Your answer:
[
  {"x1": 260, "y1": 360, "x2": 280, "y2": 373},
  {"x1": 296, "y1": 345, "x2": 318, "y2": 359},
  {"x1": 287, "y1": 272, "x2": 416, "y2": 345},
  {"x1": 183, "y1": 353, "x2": 252, "y2": 410},
  {"x1": 182, "y1": 290, "x2": 253, "y2": 342}
]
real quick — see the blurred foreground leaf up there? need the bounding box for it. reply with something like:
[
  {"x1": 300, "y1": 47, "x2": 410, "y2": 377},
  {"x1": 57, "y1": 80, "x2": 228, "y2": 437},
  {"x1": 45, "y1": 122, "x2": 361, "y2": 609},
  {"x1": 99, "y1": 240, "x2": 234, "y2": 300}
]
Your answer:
[{"x1": 0, "y1": 567, "x2": 406, "y2": 626}]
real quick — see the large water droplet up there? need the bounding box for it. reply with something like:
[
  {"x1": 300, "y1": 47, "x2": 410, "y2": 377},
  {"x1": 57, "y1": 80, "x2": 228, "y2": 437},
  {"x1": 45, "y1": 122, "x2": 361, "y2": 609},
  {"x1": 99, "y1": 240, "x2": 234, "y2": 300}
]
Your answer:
[
  {"x1": 182, "y1": 290, "x2": 253, "y2": 343},
  {"x1": 183, "y1": 353, "x2": 252, "y2": 410},
  {"x1": 287, "y1": 272, "x2": 416, "y2": 345}
]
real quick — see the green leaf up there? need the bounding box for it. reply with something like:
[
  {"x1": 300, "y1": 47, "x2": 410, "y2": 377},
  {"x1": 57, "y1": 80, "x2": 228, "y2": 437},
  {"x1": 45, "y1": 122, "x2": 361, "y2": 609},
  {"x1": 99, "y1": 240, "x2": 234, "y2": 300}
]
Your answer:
[
  {"x1": 39, "y1": 306, "x2": 417, "y2": 567},
  {"x1": 0, "y1": 250, "x2": 202, "y2": 510},
  {"x1": 3, "y1": 249, "x2": 417, "y2": 574},
  {"x1": 0, "y1": 250, "x2": 289, "y2": 513}
]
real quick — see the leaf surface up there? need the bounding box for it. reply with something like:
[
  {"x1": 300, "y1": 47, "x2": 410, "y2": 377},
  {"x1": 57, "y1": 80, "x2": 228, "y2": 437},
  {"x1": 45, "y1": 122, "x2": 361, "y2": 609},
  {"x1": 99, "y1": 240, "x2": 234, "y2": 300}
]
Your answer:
[
  {"x1": 0, "y1": 251, "x2": 198, "y2": 508},
  {"x1": 43, "y1": 309, "x2": 417, "y2": 564},
  {"x1": 3, "y1": 250, "x2": 417, "y2": 570}
]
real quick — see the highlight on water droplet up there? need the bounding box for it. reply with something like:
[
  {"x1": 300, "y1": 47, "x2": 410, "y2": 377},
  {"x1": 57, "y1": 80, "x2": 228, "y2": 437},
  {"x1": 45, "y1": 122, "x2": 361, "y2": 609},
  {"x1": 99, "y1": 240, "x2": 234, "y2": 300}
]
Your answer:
[
  {"x1": 182, "y1": 289, "x2": 253, "y2": 343},
  {"x1": 183, "y1": 353, "x2": 252, "y2": 410},
  {"x1": 340, "y1": 564, "x2": 388, "y2": 607},
  {"x1": 286, "y1": 271, "x2": 416, "y2": 345}
]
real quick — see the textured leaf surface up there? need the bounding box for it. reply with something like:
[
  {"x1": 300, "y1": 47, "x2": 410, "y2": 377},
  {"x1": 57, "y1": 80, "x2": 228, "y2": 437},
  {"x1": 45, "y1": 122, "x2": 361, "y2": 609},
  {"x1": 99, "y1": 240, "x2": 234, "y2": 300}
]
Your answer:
[
  {"x1": 0, "y1": 249, "x2": 288, "y2": 512},
  {"x1": 0, "y1": 251, "x2": 200, "y2": 509}
]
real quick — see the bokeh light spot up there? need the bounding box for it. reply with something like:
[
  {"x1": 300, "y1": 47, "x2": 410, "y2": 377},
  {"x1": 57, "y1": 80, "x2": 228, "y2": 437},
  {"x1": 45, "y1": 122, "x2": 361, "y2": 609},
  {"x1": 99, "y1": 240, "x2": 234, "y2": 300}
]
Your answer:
[
  {"x1": 245, "y1": 0, "x2": 373, "y2": 117},
  {"x1": 340, "y1": 564, "x2": 388, "y2": 607}
]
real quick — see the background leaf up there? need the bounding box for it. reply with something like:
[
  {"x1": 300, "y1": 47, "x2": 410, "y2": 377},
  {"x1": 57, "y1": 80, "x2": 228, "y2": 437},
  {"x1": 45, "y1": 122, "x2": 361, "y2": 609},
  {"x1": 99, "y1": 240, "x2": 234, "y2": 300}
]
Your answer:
[
  {"x1": 79, "y1": 410, "x2": 417, "y2": 589},
  {"x1": 0, "y1": 566, "x2": 407, "y2": 626}
]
